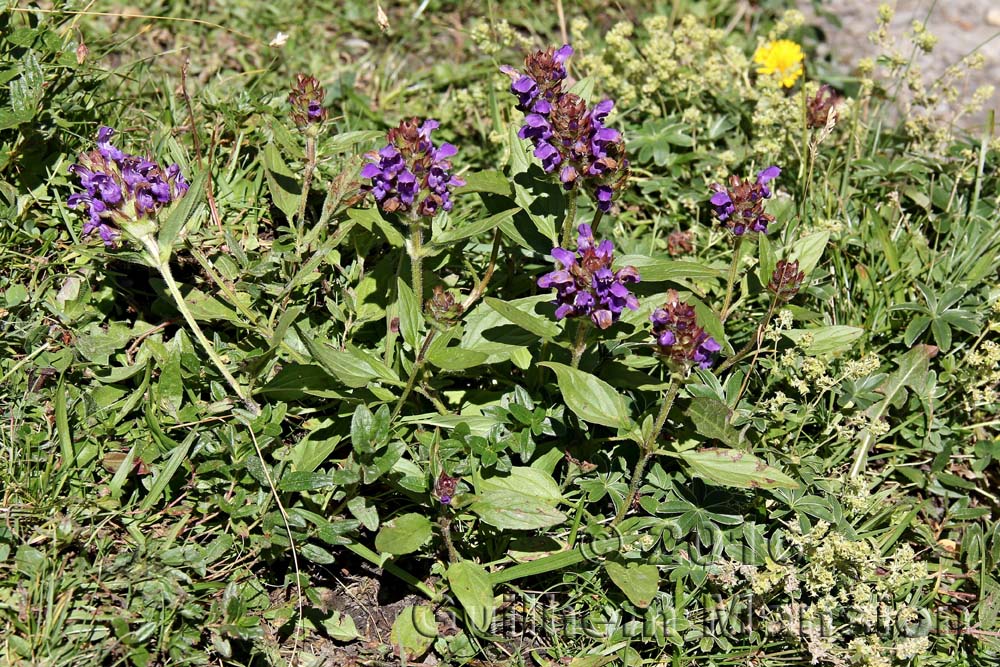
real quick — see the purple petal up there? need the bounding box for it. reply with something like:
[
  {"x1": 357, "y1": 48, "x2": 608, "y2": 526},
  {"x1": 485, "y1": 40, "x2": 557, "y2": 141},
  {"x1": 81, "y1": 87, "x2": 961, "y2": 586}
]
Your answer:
[
  {"x1": 757, "y1": 166, "x2": 781, "y2": 184},
  {"x1": 710, "y1": 191, "x2": 732, "y2": 206},
  {"x1": 554, "y1": 303, "x2": 575, "y2": 319},
  {"x1": 554, "y1": 44, "x2": 574, "y2": 64},
  {"x1": 434, "y1": 143, "x2": 458, "y2": 161},
  {"x1": 551, "y1": 247, "x2": 576, "y2": 267}
]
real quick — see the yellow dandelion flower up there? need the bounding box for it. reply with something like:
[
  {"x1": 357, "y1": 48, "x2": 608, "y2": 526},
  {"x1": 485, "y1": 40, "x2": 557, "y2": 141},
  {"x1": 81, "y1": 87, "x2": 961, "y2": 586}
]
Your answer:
[{"x1": 753, "y1": 40, "x2": 805, "y2": 88}]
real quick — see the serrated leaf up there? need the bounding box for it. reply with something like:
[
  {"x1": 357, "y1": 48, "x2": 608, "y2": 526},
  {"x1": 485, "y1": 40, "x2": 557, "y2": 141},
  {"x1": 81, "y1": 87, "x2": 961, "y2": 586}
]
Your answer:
[
  {"x1": 539, "y1": 362, "x2": 631, "y2": 429},
  {"x1": 605, "y1": 561, "x2": 659, "y2": 609},
  {"x1": 681, "y1": 448, "x2": 798, "y2": 489},
  {"x1": 447, "y1": 561, "x2": 494, "y2": 632}
]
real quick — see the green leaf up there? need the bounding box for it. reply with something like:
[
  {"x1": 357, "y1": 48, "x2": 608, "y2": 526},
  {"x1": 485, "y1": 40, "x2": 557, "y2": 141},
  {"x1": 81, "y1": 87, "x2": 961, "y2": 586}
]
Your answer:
[
  {"x1": 157, "y1": 170, "x2": 207, "y2": 261},
  {"x1": 538, "y1": 362, "x2": 631, "y2": 429},
  {"x1": 615, "y1": 255, "x2": 723, "y2": 282},
  {"x1": 855, "y1": 345, "x2": 934, "y2": 470},
  {"x1": 680, "y1": 448, "x2": 799, "y2": 489},
  {"x1": 567, "y1": 76, "x2": 595, "y2": 102},
  {"x1": 605, "y1": 561, "x2": 659, "y2": 609},
  {"x1": 262, "y1": 142, "x2": 301, "y2": 221},
  {"x1": 484, "y1": 297, "x2": 558, "y2": 340},
  {"x1": 447, "y1": 561, "x2": 494, "y2": 632},
  {"x1": 351, "y1": 404, "x2": 390, "y2": 453},
  {"x1": 475, "y1": 467, "x2": 563, "y2": 505},
  {"x1": 347, "y1": 496, "x2": 379, "y2": 532},
  {"x1": 790, "y1": 231, "x2": 830, "y2": 278},
  {"x1": 300, "y1": 333, "x2": 402, "y2": 388},
  {"x1": 375, "y1": 513, "x2": 432, "y2": 555},
  {"x1": 757, "y1": 234, "x2": 777, "y2": 287},
  {"x1": 453, "y1": 170, "x2": 513, "y2": 197},
  {"x1": 347, "y1": 207, "x2": 404, "y2": 247},
  {"x1": 390, "y1": 605, "x2": 437, "y2": 660},
  {"x1": 469, "y1": 491, "x2": 566, "y2": 530},
  {"x1": 278, "y1": 471, "x2": 340, "y2": 492},
  {"x1": 300, "y1": 543, "x2": 336, "y2": 564},
  {"x1": 685, "y1": 397, "x2": 740, "y2": 447},
  {"x1": 903, "y1": 316, "x2": 932, "y2": 347},
  {"x1": 140, "y1": 431, "x2": 197, "y2": 511},
  {"x1": 433, "y1": 207, "x2": 517, "y2": 245},
  {"x1": 322, "y1": 610, "x2": 360, "y2": 642},
  {"x1": 426, "y1": 346, "x2": 488, "y2": 371},
  {"x1": 258, "y1": 364, "x2": 342, "y2": 400},
  {"x1": 783, "y1": 326, "x2": 864, "y2": 355},
  {"x1": 396, "y1": 278, "x2": 422, "y2": 351}
]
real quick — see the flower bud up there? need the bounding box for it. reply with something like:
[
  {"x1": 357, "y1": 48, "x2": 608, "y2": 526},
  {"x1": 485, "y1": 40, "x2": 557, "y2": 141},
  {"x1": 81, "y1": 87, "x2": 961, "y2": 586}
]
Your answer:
[{"x1": 768, "y1": 259, "x2": 806, "y2": 302}]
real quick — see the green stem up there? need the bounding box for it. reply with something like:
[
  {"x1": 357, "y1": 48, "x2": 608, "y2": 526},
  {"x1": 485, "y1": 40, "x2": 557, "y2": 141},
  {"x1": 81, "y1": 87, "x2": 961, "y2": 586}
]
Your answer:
[
  {"x1": 408, "y1": 218, "x2": 424, "y2": 304},
  {"x1": 612, "y1": 377, "x2": 680, "y2": 526},
  {"x1": 560, "y1": 186, "x2": 579, "y2": 248},
  {"x1": 570, "y1": 319, "x2": 590, "y2": 369},
  {"x1": 147, "y1": 241, "x2": 260, "y2": 414},
  {"x1": 296, "y1": 136, "x2": 317, "y2": 251},
  {"x1": 720, "y1": 236, "x2": 744, "y2": 322},
  {"x1": 716, "y1": 297, "x2": 779, "y2": 374},
  {"x1": 590, "y1": 208, "x2": 604, "y2": 237},
  {"x1": 438, "y1": 515, "x2": 459, "y2": 564},
  {"x1": 392, "y1": 329, "x2": 437, "y2": 420}
]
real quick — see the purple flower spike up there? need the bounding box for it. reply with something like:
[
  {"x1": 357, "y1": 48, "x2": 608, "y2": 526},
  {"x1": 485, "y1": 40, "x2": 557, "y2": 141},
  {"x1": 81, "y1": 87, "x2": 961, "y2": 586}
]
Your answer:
[
  {"x1": 67, "y1": 126, "x2": 190, "y2": 247},
  {"x1": 708, "y1": 166, "x2": 781, "y2": 236},
  {"x1": 502, "y1": 46, "x2": 630, "y2": 215},
  {"x1": 361, "y1": 117, "x2": 464, "y2": 217},
  {"x1": 537, "y1": 224, "x2": 639, "y2": 330},
  {"x1": 650, "y1": 290, "x2": 720, "y2": 369}
]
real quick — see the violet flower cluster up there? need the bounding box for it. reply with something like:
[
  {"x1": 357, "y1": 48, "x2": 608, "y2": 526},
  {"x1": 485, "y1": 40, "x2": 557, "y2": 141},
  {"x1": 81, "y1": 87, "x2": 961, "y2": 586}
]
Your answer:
[
  {"x1": 650, "y1": 290, "x2": 721, "y2": 369},
  {"x1": 708, "y1": 166, "x2": 781, "y2": 235},
  {"x1": 361, "y1": 118, "x2": 465, "y2": 217},
  {"x1": 537, "y1": 224, "x2": 640, "y2": 330},
  {"x1": 68, "y1": 126, "x2": 190, "y2": 246},
  {"x1": 501, "y1": 45, "x2": 629, "y2": 213}
]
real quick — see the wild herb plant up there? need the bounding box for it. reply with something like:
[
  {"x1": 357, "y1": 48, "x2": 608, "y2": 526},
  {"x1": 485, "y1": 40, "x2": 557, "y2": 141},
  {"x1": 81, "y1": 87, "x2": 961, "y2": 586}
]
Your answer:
[{"x1": 1, "y1": 2, "x2": 999, "y2": 666}]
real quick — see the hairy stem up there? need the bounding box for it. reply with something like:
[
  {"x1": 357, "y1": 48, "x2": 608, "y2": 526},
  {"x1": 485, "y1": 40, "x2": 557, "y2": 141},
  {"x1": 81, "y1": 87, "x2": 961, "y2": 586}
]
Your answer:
[
  {"x1": 408, "y1": 218, "x2": 424, "y2": 304},
  {"x1": 721, "y1": 236, "x2": 744, "y2": 322},
  {"x1": 560, "y1": 186, "x2": 579, "y2": 248},
  {"x1": 717, "y1": 297, "x2": 779, "y2": 374},
  {"x1": 147, "y1": 241, "x2": 259, "y2": 414},
  {"x1": 438, "y1": 515, "x2": 459, "y2": 564},
  {"x1": 461, "y1": 229, "x2": 502, "y2": 313},
  {"x1": 296, "y1": 135, "x2": 317, "y2": 251},
  {"x1": 570, "y1": 319, "x2": 590, "y2": 369},
  {"x1": 392, "y1": 329, "x2": 437, "y2": 420},
  {"x1": 613, "y1": 377, "x2": 680, "y2": 526}
]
